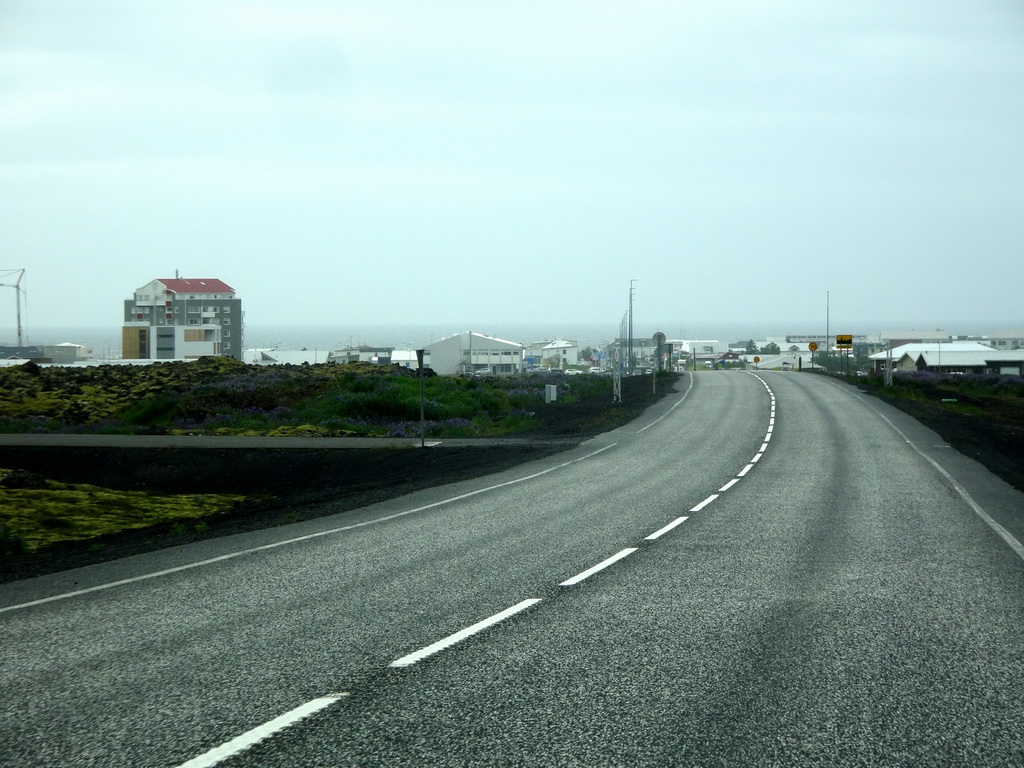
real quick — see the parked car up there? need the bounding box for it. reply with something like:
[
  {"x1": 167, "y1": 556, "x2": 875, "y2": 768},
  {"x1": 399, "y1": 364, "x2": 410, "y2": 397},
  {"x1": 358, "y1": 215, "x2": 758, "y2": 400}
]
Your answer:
[
  {"x1": 565, "y1": 368, "x2": 582, "y2": 375},
  {"x1": 588, "y1": 367, "x2": 603, "y2": 374}
]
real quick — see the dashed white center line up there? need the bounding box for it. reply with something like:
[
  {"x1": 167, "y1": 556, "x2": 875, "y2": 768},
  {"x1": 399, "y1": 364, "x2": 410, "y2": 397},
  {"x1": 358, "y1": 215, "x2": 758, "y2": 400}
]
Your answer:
[
  {"x1": 176, "y1": 695, "x2": 347, "y2": 768},
  {"x1": 646, "y1": 517, "x2": 689, "y2": 540},
  {"x1": 738, "y1": 464, "x2": 754, "y2": 477},
  {"x1": 390, "y1": 599, "x2": 543, "y2": 667},
  {"x1": 560, "y1": 548, "x2": 638, "y2": 586},
  {"x1": 689, "y1": 493, "x2": 720, "y2": 512},
  {"x1": 718, "y1": 478, "x2": 739, "y2": 492}
]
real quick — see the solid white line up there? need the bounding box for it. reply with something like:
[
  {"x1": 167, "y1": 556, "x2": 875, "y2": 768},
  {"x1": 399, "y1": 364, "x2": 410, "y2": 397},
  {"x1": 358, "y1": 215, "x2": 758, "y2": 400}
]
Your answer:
[
  {"x1": 560, "y1": 548, "x2": 638, "y2": 586},
  {"x1": 390, "y1": 599, "x2": 542, "y2": 667},
  {"x1": 718, "y1": 478, "x2": 739, "y2": 492},
  {"x1": 737, "y1": 464, "x2": 754, "y2": 477},
  {"x1": 1, "y1": 445, "x2": 618, "y2": 614},
  {"x1": 645, "y1": 517, "x2": 689, "y2": 540},
  {"x1": 689, "y1": 494, "x2": 719, "y2": 512},
  {"x1": 866, "y1": 406, "x2": 1024, "y2": 563},
  {"x1": 637, "y1": 373, "x2": 694, "y2": 432},
  {"x1": 176, "y1": 695, "x2": 345, "y2": 768}
]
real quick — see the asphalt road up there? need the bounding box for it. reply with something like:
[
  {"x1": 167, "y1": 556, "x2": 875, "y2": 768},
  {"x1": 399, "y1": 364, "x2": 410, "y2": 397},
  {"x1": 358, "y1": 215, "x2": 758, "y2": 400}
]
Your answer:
[{"x1": 2, "y1": 371, "x2": 1023, "y2": 766}]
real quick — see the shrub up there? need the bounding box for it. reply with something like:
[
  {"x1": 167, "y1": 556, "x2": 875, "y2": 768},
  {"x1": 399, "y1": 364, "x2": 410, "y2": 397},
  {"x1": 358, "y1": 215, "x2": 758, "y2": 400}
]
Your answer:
[{"x1": 0, "y1": 522, "x2": 28, "y2": 557}]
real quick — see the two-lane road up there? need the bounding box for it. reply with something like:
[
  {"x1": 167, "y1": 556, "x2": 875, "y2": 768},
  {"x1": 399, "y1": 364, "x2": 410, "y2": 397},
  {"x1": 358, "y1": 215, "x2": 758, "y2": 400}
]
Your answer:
[{"x1": 2, "y1": 371, "x2": 1022, "y2": 766}]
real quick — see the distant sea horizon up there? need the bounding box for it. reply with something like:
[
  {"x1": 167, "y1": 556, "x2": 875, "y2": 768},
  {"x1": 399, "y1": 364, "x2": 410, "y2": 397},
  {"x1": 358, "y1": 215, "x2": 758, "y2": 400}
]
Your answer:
[{"x1": 13, "y1": 319, "x2": 1020, "y2": 360}]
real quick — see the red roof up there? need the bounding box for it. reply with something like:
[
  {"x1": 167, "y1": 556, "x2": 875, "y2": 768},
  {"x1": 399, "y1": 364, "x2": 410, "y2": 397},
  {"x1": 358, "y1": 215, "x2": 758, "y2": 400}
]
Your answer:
[{"x1": 158, "y1": 278, "x2": 235, "y2": 294}]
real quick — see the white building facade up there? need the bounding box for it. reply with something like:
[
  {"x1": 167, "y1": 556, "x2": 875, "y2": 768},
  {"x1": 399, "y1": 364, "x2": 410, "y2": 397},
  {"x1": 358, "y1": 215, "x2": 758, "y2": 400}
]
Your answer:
[{"x1": 427, "y1": 331, "x2": 525, "y2": 376}]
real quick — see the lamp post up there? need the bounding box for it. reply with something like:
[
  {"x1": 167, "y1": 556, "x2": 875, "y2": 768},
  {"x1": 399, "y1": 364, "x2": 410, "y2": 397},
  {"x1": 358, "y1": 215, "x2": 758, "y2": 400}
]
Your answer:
[{"x1": 416, "y1": 349, "x2": 426, "y2": 447}]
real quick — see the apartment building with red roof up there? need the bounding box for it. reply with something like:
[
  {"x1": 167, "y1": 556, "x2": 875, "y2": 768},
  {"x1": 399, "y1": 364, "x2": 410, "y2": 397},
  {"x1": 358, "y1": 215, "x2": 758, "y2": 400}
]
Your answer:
[{"x1": 122, "y1": 277, "x2": 243, "y2": 360}]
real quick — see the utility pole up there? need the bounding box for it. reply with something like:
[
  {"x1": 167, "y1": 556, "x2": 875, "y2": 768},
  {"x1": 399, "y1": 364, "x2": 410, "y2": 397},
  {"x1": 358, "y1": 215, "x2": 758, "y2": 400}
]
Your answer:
[
  {"x1": 628, "y1": 279, "x2": 636, "y2": 374},
  {"x1": 825, "y1": 289, "x2": 830, "y2": 374},
  {"x1": 0, "y1": 269, "x2": 26, "y2": 346}
]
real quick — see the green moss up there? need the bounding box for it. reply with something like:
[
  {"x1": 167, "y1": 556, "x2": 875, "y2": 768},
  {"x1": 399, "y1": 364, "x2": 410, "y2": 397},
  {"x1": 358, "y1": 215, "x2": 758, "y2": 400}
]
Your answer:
[{"x1": 0, "y1": 471, "x2": 249, "y2": 551}]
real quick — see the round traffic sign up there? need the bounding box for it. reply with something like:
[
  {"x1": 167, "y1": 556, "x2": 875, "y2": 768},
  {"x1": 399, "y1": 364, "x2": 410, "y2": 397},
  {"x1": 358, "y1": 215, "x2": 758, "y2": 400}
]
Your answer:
[
  {"x1": 753, "y1": 356, "x2": 760, "y2": 363},
  {"x1": 808, "y1": 342, "x2": 818, "y2": 351}
]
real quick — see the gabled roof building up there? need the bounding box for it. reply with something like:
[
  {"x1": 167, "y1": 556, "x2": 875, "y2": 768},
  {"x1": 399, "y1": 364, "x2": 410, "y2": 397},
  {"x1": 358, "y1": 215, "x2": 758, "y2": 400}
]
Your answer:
[
  {"x1": 426, "y1": 331, "x2": 524, "y2": 376},
  {"x1": 123, "y1": 277, "x2": 243, "y2": 360},
  {"x1": 869, "y1": 341, "x2": 1024, "y2": 375}
]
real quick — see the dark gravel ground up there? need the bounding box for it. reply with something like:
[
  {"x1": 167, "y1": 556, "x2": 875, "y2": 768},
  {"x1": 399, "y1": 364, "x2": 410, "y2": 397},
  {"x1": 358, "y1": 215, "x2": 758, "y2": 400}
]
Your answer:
[{"x1": 0, "y1": 374, "x2": 675, "y2": 582}]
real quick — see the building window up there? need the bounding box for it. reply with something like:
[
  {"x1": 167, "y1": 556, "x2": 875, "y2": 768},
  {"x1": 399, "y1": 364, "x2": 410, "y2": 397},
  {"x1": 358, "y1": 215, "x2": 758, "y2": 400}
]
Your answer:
[
  {"x1": 223, "y1": 306, "x2": 230, "y2": 313},
  {"x1": 222, "y1": 319, "x2": 230, "y2": 326},
  {"x1": 224, "y1": 330, "x2": 231, "y2": 337}
]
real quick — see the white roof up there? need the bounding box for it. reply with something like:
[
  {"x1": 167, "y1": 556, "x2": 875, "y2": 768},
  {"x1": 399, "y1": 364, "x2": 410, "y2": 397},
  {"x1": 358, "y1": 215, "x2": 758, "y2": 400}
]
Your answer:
[
  {"x1": 542, "y1": 339, "x2": 577, "y2": 350},
  {"x1": 432, "y1": 331, "x2": 523, "y2": 348},
  {"x1": 869, "y1": 341, "x2": 993, "y2": 360},
  {"x1": 912, "y1": 349, "x2": 1024, "y2": 366},
  {"x1": 246, "y1": 349, "x2": 331, "y2": 365}
]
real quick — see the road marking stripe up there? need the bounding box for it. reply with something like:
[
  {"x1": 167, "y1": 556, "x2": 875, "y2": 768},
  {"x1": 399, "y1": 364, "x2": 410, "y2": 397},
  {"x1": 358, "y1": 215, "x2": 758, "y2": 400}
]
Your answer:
[
  {"x1": 637, "y1": 373, "x2": 695, "y2": 432},
  {"x1": 751, "y1": 453, "x2": 762, "y2": 463},
  {"x1": 763, "y1": 432, "x2": 772, "y2": 442},
  {"x1": 759, "y1": 443, "x2": 769, "y2": 452},
  {"x1": 390, "y1": 599, "x2": 542, "y2": 667},
  {"x1": 689, "y1": 494, "x2": 719, "y2": 512},
  {"x1": 175, "y1": 695, "x2": 346, "y2": 768},
  {"x1": 1, "y1": 445, "x2": 617, "y2": 614},
  {"x1": 861, "y1": 403, "x2": 1024, "y2": 563},
  {"x1": 718, "y1": 478, "x2": 739, "y2": 492},
  {"x1": 560, "y1": 548, "x2": 638, "y2": 586},
  {"x1": 738, "y1": 464, "x2": 754, "y2": 477},
  {"x1": 645, "y1": 517, "x2": 689, "y2": 540}
]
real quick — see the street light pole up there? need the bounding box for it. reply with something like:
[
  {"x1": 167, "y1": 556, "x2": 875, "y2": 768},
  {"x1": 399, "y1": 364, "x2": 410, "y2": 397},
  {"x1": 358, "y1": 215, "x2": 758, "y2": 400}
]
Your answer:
[{"x1": 628, "y1": 279, "x2": 636, "y2": 374}]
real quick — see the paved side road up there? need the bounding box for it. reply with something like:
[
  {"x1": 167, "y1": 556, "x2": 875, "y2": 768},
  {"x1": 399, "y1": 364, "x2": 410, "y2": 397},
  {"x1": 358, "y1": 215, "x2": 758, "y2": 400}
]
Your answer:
[{"x1": 2, "y1": 371, "x2": 1022, "y2": 766}]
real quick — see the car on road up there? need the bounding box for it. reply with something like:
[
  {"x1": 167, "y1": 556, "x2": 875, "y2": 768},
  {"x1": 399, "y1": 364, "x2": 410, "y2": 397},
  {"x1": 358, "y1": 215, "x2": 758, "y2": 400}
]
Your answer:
[
  {"x1": 565, "y1": 368, "x2": 582, "y2": 375},
  {"x1": 588, "y1": 367, "x2": 603, "y2": 374}
]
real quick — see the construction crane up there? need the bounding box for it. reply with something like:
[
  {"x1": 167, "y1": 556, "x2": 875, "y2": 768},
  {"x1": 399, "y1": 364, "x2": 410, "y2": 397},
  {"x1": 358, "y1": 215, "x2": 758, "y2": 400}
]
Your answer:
[{"x1": 0, "y1": 269, "x2": 26, "y2": 347}]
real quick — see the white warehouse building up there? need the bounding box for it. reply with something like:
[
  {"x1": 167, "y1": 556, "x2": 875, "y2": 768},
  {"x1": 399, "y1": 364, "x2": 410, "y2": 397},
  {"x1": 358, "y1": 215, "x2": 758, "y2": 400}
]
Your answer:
[{"x1": 426, "y1": 331, "x2": 525, "y2": 376}]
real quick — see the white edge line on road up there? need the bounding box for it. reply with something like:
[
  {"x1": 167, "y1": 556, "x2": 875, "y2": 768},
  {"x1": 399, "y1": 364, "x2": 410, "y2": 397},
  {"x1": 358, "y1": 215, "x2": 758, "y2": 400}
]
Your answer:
[
  {"x1": 867, "y1": 406, "x2": 1024, "y2": 563},
  {"x1": 738, "y1": 464, "x2": 754, "y2": 477},
  {"x1": 637, "y1": 373, "x2": 694, "y2": 432},
  {"x1": 689, "y1": 494, "x2": 719, "y2": 512},
  {"x1": 175, "y1": 694, "x2": 346, "y2": 768},
  {"x1": 718, "y1": 478, "x2": 739, "y2": 492},
  {"x1": 1, "y1": 445, "x2": 619, "y2": 614},
  {"x1": 560, "y1": 548, "x2": 638, "y2": 586},
  {"x1": 645, "y1": 516, "x2": 689, "y2": 540},
  {"x1": 390, "y1": 598, "x2": 542, "y2": 667}
]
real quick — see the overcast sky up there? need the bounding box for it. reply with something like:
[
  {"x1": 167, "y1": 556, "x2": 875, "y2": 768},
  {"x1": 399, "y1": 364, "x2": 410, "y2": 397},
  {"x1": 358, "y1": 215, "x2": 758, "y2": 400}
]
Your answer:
[{"x1": 3, "y1": 0, "x2": 1023, "y2": 340}]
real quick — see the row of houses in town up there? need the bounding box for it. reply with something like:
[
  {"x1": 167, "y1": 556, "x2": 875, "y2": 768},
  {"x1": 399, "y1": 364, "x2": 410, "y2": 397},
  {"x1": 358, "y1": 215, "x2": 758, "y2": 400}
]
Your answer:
[
  {"x1": 245, "y1": 332, "x2": 584, "y2": 375},
  {"x1": 9, "y1": 275, "x2": 1018, "y2": 377}
]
